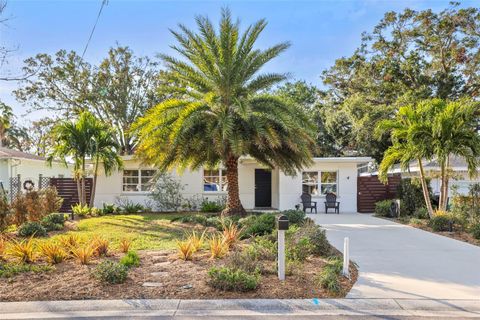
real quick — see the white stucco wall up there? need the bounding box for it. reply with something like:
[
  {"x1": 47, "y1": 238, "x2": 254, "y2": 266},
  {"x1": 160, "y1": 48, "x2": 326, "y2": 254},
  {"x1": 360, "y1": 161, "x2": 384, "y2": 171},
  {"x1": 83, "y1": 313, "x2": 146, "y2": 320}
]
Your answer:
[
  {"x1": 1, "y1": 158, "x2": 72, "y2": 191},
  {"x1": 93, "y1": 157, "x2": 366, "y2": 212}
]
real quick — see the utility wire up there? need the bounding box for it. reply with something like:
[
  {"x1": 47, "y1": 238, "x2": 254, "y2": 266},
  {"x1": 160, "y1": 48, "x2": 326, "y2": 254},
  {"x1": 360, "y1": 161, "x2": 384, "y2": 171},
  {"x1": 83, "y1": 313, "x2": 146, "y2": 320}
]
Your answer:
[{"x1": 81, "y1": 0, "x2": 108, "y2": 59}]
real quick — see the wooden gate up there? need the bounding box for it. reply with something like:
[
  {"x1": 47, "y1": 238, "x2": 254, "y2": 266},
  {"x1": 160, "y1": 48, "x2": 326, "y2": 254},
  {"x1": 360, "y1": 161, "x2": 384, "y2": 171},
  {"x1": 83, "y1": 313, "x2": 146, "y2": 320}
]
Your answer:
[
  {"x1": 50, "y1": 178, "x2": 93, "y2": 213},
  {"x1": 357, "y1": 175, "x2": 401, "y2": 213}
]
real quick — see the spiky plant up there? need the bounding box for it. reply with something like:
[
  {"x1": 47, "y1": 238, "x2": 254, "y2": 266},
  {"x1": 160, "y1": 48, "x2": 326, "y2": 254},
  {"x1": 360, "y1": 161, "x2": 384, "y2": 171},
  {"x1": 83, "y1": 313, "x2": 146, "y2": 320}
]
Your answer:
[
  {"x1": 186, "y1": 230, "x2": 206, "y2": 253},
  {"x1": 119, "y1": 238, "x2": 132, "y2": 253},
  {"x1": 70, "y1": 244, "x2": 95, "y2": 265},
  {"x1": 208, "y1": 234, "x2": 229, "y2": 259},
  {"x1": 221, "y1": 221, "x2": 242, "y2": 248},
  {"x1": 133, "y1": 8, "x2": 316, "y2": 216},
  {"x1": 92, "y1": 235, "x2": 109, "y2": 257},
  {"x1": 7, "y1": 236, "x2": 36, "y2": 263},
  {"x1": 176, "y1": 239, "x2": 195, "y2": 261},
  {"x1": 40, "y1": 242, "x2": 66, "y2": 265}
]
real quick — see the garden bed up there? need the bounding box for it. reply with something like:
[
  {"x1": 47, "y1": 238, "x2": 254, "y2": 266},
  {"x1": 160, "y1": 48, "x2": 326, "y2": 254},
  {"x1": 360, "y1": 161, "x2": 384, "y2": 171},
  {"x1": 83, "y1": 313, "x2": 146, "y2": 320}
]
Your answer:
[{"x1": 0, "y1": 211, "x2": 357, "y2": 301}]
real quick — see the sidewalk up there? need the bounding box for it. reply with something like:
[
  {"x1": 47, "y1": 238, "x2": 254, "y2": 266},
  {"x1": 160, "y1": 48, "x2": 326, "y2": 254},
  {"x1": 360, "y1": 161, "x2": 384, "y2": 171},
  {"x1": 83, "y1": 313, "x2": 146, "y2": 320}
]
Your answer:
[{"x1": 1, "y1": 298, "x2": 480, "y2": 319}]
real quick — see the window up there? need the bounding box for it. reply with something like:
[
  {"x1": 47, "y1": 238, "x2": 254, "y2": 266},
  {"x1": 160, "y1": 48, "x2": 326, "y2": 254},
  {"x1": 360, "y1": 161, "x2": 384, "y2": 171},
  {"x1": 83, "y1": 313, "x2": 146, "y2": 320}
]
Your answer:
[
  {"x1": 203, "y1": 169, "x2": 227, "y2": 192},
  {"x1": 123, "y1": 169, "x2": 157, "y2": 192},
  {"x1": 302, "y1": 171, "x2": 338, "y2": 195}
]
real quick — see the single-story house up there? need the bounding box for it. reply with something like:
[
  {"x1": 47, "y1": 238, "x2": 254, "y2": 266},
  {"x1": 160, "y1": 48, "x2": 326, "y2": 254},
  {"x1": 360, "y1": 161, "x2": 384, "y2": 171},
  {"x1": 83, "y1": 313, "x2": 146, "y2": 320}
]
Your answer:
[
  {"x1": 93, "y1": 156, "x2": 372, "y2": 212},
  {"x1": 387, "y1": 155, "x2": 480, "y2": 196},
  {"x1": 0, "y1": 147, "x2": 72, "y2": 196}
]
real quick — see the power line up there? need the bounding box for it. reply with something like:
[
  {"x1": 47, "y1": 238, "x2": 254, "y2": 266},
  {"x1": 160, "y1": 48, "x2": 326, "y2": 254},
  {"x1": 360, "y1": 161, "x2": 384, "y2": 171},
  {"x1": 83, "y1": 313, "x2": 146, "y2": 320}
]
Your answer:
[{"x1": 81, "y1": 0, "x2": 108, "y2": 59}]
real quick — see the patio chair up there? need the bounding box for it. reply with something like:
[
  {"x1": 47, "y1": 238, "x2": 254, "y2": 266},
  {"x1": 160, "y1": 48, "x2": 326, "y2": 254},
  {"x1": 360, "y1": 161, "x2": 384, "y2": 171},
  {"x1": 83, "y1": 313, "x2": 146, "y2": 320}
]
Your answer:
[
  {"x1": 324, "y1": 192, "x2": 340, "y2": 214},
  {"x1": 301, "y1": 193, "x2": 317, "y2": 213}
]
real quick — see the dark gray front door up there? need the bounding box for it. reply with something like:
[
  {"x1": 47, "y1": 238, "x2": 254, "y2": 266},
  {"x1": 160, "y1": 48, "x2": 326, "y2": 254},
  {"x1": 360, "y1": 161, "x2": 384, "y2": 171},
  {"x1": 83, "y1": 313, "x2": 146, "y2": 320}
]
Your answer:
[{"x1": 255, "y1": 169, "x2": 271, "y2": 207}]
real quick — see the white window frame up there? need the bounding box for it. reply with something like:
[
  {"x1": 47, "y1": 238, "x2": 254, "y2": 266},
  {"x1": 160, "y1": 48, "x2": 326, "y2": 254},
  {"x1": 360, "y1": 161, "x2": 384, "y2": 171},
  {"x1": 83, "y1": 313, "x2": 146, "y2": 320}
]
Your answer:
[
  {"x1": 203, "y1": 168, "x2": 228, "y2": 193},
  {"x1": 122, "y1": 169, "x2": 157, "y2": 193},
  {"x1": 302, "y1": 170, "x2": 339, "y2": 197}
]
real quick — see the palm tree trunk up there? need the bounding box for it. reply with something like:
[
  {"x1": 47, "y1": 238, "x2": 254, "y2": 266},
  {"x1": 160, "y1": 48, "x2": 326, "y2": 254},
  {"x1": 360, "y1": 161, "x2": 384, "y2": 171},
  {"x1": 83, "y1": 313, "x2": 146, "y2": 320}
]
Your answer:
[
  {"x1": 222, "y1": 154, "x2": 246, "y2": 217},
  {"x1": 441, "y1": 156, "x2": 450, "y2": 211},
  {"x1": 90, "y1": 156, "x2": 99, "y2": 207},
  {"x1": 418, "y1": 158, "x2": 434, "y2": 218},
  {"x1": 439, "y1": 157, "x2": 447, "y2": 211},
  {"x1": 81, "y1": 158, "x2": 87, "y2": 206}
]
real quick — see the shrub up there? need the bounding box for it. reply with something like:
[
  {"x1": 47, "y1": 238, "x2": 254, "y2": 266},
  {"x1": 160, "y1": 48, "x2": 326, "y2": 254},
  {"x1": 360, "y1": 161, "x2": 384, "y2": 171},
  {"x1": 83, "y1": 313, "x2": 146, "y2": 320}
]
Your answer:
[
  {"x1": 122, "y1": 202, "x2": 144, "y2": 214},
  {"x1": 208, "y1": 266, "x2": 259, "y2": 292},
  {"x1": 119, "y1": 238, "x2": 132, "y2": 253},
  {"x1": 173, "y1": 214, "x2": 209, "y2": 226},
  {"x1": 247, "y1": 236, "x2": 276, "y2": 261},
  {"x1": 288, "y1": 237, "x2": 314, "y2": 262},
  {"x1": 92, "y1": 236, "x2": 109, "y2": 256},
  {"x1": 93, "y1": 260, "x2": 128, "y2": 284},
  {"x1": 282, "y1": 209, "x2": 306, "y2": 224},
  {"x1": 414, "y1": 207, "x2": 429, "y2": 219},
  {"x1": 102, "y1": 203, "x2": 118, "y2": 215},
  {"x1": 72, "y1": 203, "x2": 90, "y2": 217},
  {"x1": 200, "y1": 199, "x2": 224, "y2": 213},
  {"x1": 409, "y1": 217, "x2": 425, "y2": 226},
  {"x1": 41, "y1": 213, "x2": 65, "y2": 232},
  {"x1": 306, "y1": 225, "x2": 331, "y2": 257},
  {"x1": 120, "y1": 251, "x2": 140, "y2": 268},
  {"x1": 41, "y1": 187, "x2": 63, "y2": 215},
  {"x1": 208, "y1": 234, "x2": 228, "y2": 259},
  {"x1": 149, "y1": 172, "x2": 185, "y2": 212},
  {"x1": 0, "y1": 237, "x2": 6, "y2": 260},
  {"x1": 58, "y1": 234, "x2": 81, "y2": 254},
  {"x1": 396, "y1": 177, "x2": 431, "y2": 216},
  {"x1": 176, "y1": 239, "x2": 195, "y2": 260},
  {"x1": 429, "y1": 211, "x2": 461, "y2": 232},
  {"x1": 71, "y1": 244, "x2": 95, "y2": 265},
  {"x1": 222, "y1": 221, "x2": 242, "y2": 248},
  {"x1": 374, "y1": 200, "x2": 392, "y2": 217},
  {"x1": 0, "y1": 195, "x2": 11, "y2": 231},
  {"x1": 239, "y1": 213, "x2": 276, "y2": 238},
  {"x1": 90, "y1": 207, "x2": 103, "y2": 217},
  {"x1": 18, "y1": 221, "x2": 47, "y2": 237},
  {"x1": 470, "y1": 224, "x2": 480, "y2": 240},
  {"x1": 40, "y1": 242, "x2": 66, "y2": 265},
  {"x1": 0, "y1": 263, "x2": 52, "y2": 278},
  {"x1": 226, "y1": 250, "x2": 259, "y2": 273},
  {"x1": 186, "y1": 230, "x2": 205, "y2": 252},
  {"x1": 7, "y1": 236, "x2": 36, "y2": 263},
  {"x1": 317, "y1": 257, "x2": 343, "y2": 294}
]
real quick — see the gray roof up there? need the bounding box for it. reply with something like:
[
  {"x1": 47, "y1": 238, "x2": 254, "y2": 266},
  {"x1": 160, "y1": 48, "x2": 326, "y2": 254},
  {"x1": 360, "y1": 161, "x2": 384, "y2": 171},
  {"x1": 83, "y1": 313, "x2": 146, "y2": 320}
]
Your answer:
[
  {"x1": 0, "y1": 147, "x2": 46, "y2": 161},
  {"x1": 393, "y1": 155, "x2": 471, "y2": 172}
]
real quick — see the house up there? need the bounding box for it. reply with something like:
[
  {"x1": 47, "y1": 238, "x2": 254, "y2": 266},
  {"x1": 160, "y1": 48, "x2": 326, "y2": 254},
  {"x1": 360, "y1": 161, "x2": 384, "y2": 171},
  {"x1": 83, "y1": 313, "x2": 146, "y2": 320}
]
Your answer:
[
  {"x1": 387, "y1": 155, "x2": 480, "y2": 196},
  {"x1": 0, "y1": 147, "x2": 72, "y2": 197},
  {"x1": 93, "y1": 155, "x2": 372, "y2": 212}
]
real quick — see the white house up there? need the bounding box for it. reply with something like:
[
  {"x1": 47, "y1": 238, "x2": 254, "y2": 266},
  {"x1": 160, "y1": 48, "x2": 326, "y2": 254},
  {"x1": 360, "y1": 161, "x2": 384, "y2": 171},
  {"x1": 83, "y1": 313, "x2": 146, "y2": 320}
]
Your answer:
[
  {"x1": 93, "y1": 156, "x2": 371, "y2": 212},
  {"x1": 0, "y1": 147, "x2": 72, "y2": 195}
]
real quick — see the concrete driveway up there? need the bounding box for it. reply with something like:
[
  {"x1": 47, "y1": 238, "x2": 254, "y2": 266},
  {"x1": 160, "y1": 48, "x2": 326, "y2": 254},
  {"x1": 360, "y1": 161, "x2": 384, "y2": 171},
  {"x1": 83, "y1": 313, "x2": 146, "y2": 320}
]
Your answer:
[{"x1": 309, "y1": 212, "x2": 480, "y2": 299}]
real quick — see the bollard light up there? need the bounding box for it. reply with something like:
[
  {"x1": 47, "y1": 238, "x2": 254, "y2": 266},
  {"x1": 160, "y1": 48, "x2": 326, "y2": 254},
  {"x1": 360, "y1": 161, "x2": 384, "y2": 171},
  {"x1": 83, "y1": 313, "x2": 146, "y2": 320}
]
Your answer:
[
  {"x1": 277, "y1": 215, "x2": 289, "y2": 281},
  {"x1": 343, "y1": 237, "x2": 350, "y2": 278}
]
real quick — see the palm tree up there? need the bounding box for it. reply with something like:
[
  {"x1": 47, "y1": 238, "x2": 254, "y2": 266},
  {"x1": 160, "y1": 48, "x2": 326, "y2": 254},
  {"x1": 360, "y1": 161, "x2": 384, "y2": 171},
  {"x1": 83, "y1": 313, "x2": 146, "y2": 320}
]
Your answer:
[
  {"x1": 133, "y1": 9, "x2": 316, "y2": 216},
  {"x1": 0, "y1": 101, "x2": 13, "y2": 148},
  {"x1": 431, "y1": 99, "x2": 480, "y2": 211},
  {"x1": 90, "y1": 129, "x2": 123, "y2": 207},
  {"x1": 377, "y1": 101, "x2": 436, "y2": 217}
]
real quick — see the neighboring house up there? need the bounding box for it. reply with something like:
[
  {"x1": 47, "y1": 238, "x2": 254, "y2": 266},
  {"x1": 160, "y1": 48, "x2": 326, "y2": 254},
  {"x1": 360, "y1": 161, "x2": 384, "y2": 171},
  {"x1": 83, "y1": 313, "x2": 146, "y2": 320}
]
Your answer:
[
  {"x1": 93, "y1": 155, "x2": 371, "y2": 212},
  {"x1": 0, "y1": 147, "x2": 72, "y2": 196},
  {"x1": 387, "y1": 155, "x2": 480, "y2": 196}
]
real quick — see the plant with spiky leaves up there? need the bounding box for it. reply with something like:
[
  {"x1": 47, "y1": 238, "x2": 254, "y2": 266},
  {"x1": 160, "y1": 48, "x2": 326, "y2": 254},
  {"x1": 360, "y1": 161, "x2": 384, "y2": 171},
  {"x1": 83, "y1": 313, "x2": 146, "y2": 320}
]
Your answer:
[{"x1": 134, "y1": 8, "x2": 316, "y2": 216}]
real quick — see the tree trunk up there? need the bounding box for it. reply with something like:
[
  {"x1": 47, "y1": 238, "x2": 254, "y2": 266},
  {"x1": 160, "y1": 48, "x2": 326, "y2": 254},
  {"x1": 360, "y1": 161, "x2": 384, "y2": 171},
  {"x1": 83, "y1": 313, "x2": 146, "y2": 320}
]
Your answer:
[
  {"x1": 418, "y1": 158, "x2": 434, "y2": 218},
  {"x1": 440, "y1": 156, "x2": 450, "y2": 211},
  {"x1": 221, "y1": 154, "x2": 247, "y2": 217},
  {"x1": 90, "y1": 156, "x2": 99, "y2": 208},
  {"x1": 81, "y1": 158, "x2": 87, "y2": 206},
  {"x1": 439, "y1": 157, "x2": 447, "y2": 211}
]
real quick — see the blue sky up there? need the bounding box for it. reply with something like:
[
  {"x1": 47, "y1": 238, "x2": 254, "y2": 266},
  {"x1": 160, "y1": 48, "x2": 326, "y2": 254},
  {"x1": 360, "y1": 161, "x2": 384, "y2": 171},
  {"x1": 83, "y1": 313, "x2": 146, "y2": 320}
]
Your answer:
[{"x1": 0, "y1": 0, "x2": 477, "y2": 122}]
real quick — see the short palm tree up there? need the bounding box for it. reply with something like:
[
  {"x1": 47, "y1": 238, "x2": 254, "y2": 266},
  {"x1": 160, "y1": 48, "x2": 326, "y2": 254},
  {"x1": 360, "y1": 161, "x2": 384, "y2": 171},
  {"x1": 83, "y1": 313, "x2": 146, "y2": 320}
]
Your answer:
[
  {"x1": 377, "y1": 101, "x2": 436, "y2": 217},
  {"x1": 134, "y1": 9, "x2": 316, "y2": 216},
  {"x1": 431, "y1": 99, "x2": 480, "y2": 211}
]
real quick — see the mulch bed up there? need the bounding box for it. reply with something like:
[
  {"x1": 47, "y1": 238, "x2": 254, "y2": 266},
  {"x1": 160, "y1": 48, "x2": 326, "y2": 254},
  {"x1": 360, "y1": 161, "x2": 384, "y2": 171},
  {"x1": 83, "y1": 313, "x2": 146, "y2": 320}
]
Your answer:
[{"x1": 0, "y1": 250, "x2": 357, "y2": 301}]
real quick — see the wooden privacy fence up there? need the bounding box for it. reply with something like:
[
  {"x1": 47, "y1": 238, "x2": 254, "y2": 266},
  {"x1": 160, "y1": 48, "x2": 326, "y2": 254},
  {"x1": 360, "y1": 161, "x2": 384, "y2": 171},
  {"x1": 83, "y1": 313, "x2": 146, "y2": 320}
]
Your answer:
[
  {"x1": 49, "y1": 178, "x2": 93, "y2": 213},
  {"x1": 357, "y1": 174, "x2": 402, "y2": 213}
]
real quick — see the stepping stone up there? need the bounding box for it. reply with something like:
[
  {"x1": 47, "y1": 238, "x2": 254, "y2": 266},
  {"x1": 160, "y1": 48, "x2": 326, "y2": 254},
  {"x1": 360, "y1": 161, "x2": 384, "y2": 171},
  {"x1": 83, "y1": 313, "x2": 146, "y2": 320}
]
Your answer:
[
  {"x1": 154, "y1": 262, "x2": 171, "y2": 268},
  {"x1": 181, "y1": 284, "x2": 193, "y2": 289},
  {"x1": 142, "y1": 282, "x2": 163, "y2": 287},
  {"x1": 151, "y1": 256, "x2": 168, "y2": 263},
  {"x1": 150, "y1": 272, "x2": 169, "y2": 277}
]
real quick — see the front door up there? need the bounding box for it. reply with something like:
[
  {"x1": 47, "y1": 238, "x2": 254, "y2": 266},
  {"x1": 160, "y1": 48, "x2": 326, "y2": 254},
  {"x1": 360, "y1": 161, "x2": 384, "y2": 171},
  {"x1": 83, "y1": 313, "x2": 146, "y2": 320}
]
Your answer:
[{"x1": 255, "y1": 169, "x2": 272, "y2": 207}]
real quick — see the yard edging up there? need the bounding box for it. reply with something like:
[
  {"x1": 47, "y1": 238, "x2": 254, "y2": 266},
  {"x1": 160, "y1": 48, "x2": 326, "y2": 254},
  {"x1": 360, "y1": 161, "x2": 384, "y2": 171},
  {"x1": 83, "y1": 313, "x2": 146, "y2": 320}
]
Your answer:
[{"x1": 1, "y1": 298, "x2": 480, "y2": 318}]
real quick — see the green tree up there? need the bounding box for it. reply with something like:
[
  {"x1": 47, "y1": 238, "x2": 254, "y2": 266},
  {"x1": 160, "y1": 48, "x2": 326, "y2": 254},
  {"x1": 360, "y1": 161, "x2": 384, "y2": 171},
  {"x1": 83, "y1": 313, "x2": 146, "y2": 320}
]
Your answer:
[
  {"x1": 133, "y1": 9, "x2": 316, "y2": 216},
  {"x1": 0, "y1": 101, "x2": 13, "y2": 147},
  {"x1": 321, "y1": 4, "x2": 480, "y2": 161},
  {"x1": 15, "y1": 46, "x2": 160, "y2": 154},
  {"x1": 376, "y1": 101, "x2": 435, "y2": 217}
]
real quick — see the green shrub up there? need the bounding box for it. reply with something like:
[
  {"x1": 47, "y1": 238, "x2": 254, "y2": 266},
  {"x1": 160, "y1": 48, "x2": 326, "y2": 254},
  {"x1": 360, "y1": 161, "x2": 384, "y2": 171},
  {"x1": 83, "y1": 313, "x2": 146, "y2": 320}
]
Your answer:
[
  {"x1": 92, "y1": 260, "x2": 128, "y2": 284},
  {"x1": 226, "y1": 250, "x2": 259, "y2": 273},
  {"x1": 120, "y1": 251, "x2": 140, "y2": 268},
  {"x1": 42, "y1": 213, "x2": 65, "y2": 225},
  {"x1": 287, "y1": 222, "x2": 331, "y2": 257},
  {"x1": 409, "y1": 217, "x2": 425, "y2": 226},
  {"x1": 200, "y1": 200, "x2": 224, "y2": 213},
  {"x1": 374, "y1": 200, "x2": 392, "y2": 217},
  {"x1": 72, "y1": 203, "x2": 90, "y2": 217},
  {"x1": 41, "y1": 222, "x2": 64, "y2": 232},
  {"x1": 247, "y1": 236, "x2": 277, "y2": 261},
  {"x1": 0, "y1": 263, "x2": 52, "y2": 278},
  {"x1": 205, "y1": 216, "x2": 223, "y2": 229},
  {"x1": 470, "y1": 223, "x2": 480, "y2": 240},
  {"x1": 239, "y1": 213, "x2": 275, "y2": 237},
  {"x1": 282, "y1": 209, "x2": 306, "y2": 224},
  {"x1": 414, "y1": 207, "x2": 429, "y2": 219},
  {"x1": 122, "y1": 203, "x2": 144, "y2": 214},
  {"x1": 287, "y1": 237, "x2": 313, "y2": 261},
  {"x1": 305, "y1": 225, "x2": 331, "y2": 256},
  {"x1": 429, "y1": 214, "x2": 461, "y2": 232},
  {"x1": 174, "y1": 214, "x2": 209, "y2": 226},
  {"x1": 317, "y1": 257, "x2": 343, "y2": 294},
  {"x1": 208, "y1": 266, "x2": 259, "y2": 292},
  {"x1": 18, "y1": 221, "x2": 47, "y2": 237},
  {"x1": 397, "y1": 178, "x2": 431, "y2": 216},
  {"x1": 102, "y1": 203, "x2": 118, "y2": 214}
]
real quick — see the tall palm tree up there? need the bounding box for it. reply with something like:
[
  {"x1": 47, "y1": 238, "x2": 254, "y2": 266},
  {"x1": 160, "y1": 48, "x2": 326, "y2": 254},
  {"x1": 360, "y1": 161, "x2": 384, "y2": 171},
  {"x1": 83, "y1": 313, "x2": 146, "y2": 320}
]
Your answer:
[
  {"x1": 133, "y1": 9, "x2": 316, "y2": 216},
  {"x1": 90, "y1": 129, "x2": 123, "y2": 207},
  {"x1": 431, "y1": 99, "x2": 480, "y2": 211},
  {"x1": 377, "y1": 101, "x2": 436, "y2": 217}
]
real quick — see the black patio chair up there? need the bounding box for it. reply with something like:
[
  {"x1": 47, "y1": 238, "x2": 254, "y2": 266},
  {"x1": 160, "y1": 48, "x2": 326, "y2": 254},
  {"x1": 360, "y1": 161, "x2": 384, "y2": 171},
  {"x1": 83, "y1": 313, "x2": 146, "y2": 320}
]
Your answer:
[
  {"x1": 301, "y1": 193, "x2": 317, "y2": 213},
  {"x1": 324, "y1": 192, "x2": 340, "y2": 214}
]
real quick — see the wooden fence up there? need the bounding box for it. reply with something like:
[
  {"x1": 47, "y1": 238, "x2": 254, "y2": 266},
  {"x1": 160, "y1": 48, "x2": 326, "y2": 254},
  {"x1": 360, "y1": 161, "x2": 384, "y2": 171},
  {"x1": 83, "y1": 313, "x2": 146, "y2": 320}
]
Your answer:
[
  {"x1": 49, "y1": 178, "x2": 93, "y2": 213},
  {"x1": 357, "y1": 175, "x2": 402, "y2": 213}
]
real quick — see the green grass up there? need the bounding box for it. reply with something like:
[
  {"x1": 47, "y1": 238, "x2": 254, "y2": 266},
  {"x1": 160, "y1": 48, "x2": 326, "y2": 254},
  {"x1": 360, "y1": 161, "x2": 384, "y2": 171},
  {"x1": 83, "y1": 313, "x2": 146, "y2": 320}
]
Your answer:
[
  {"x1": 0, "y1": 263, "x2": 53, "y2": 278},
  {"x1": 45, "y1": 213, "x2": 195, "y2": 251}
]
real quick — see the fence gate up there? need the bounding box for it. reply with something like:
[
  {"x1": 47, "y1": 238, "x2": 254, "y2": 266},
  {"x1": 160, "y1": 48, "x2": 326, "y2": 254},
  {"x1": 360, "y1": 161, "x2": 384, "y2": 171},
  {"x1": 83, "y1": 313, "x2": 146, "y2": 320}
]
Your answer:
[
  {"x1": 49, "y1": 178, "x2": 93, "y2": 213},
  {"x1": 357, "y1": 175, "x2": 401, "y2": 213}
]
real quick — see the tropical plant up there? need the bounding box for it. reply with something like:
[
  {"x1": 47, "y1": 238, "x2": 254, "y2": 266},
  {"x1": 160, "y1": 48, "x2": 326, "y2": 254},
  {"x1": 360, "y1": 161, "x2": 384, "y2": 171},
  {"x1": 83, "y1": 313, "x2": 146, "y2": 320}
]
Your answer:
[
  {"x1": 58, "y1": 234, "x2": 81, "y2": 254},
  {"x1": 119, "y1": 238, "x2": 132, "y2": 253},
  {"x1": 208, "y1": 234, "x2": 229, "y2": 259},
  {"x1": 7, "y1": 236, "x2": 36, "y2": 263},
  {"x1": 376, "y1": 101, "x2": 436, "y2": 217},
  {"x1": 40, "y1": 242, "x2": 66, "y2": 265},
  {"x1": 0, "y1": 236, "x2": 6, "y2": 260},
  {"x1": 133, "y1": 8, "x2": 316, "y2": 216},
  {"x1": 186, "y1": 230, "x2": 206, "y2": 252},
  {"x1": 176, "y1": 239, "x2": 195, "y2": 261},
  {"x1": 92, "y1": 236, "x2": 109, "y2": 257},
  {"x1": 221, "y1": 220, "x2": 242, "y2": 248},
  {"x1": 72, "y1": 203, "x2": 90, "y2": 217},
  {"x1": 120, "y1": 251, "x2": 140, "y2": 268},
  {"x1": 70, "y1": 244, "x2": 95, "y2": 265}
]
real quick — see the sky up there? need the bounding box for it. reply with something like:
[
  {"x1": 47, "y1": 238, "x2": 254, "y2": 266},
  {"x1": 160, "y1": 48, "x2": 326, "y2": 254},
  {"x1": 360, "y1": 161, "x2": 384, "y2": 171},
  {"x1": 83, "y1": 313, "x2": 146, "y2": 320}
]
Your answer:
[{"x1": 0, "y1": 0, "x2": 478, "y2": 124}]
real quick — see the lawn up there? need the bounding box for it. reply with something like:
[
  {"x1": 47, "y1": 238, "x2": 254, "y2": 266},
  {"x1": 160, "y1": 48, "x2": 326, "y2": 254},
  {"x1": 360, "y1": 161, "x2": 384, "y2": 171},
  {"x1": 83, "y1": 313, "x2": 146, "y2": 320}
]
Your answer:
[{"x1": 44, "y1": 213, "x2": 191, "y2": 251}]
